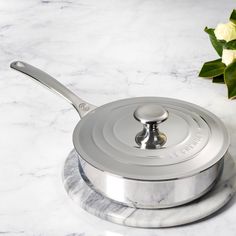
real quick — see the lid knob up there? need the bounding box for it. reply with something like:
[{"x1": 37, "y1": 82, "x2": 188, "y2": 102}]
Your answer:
[{"x1": 134, "y1": 104, "x2": 168, "y2": 149}]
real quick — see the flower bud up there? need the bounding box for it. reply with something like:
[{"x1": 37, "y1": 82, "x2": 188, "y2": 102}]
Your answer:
[
  {"x1": 222, "y1": 49, "x2": 236, "y2": 66},
  {"x1": 214, "y1": 22, "x2": 236, "y2": 42}
]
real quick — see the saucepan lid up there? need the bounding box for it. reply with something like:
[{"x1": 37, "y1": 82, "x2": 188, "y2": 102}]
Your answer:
[{"x1": 73, "y1": 97, "x2": 229, "y2": 180}]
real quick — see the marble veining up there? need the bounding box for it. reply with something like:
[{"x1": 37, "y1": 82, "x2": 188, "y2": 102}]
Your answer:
[{"x1": 1, "y1": 0, "x2": 236, "y2": 235}]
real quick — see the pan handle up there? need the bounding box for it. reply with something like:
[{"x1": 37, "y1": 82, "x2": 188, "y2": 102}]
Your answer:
[{"x1": 10, "y1": 61, "x2": 96, "y2": 118}]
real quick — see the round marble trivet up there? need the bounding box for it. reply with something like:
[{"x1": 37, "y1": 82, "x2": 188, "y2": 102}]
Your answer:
[{"x1": 63, "y1": 150, "x2": 236, "y2": 228}]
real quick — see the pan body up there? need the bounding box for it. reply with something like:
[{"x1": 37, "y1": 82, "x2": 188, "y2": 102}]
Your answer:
[
  {"x1": 78, "y1": 153, "x2": 224, "y2": 209},
  {"x1": 73, "y1": 97, "x2": 229, "y2": 209}
]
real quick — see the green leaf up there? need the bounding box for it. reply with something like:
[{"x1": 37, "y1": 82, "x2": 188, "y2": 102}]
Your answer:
[
  {"x1": 199, "y1": 59, "x2": 226, "y2": 78},
  {"x1": 224, "y1": 60, "x2": 236, "y2": 99},
  {"x1": 212, "y1": 74, "x2": 225, "y2": 83},
  {"x1": 204, "y1": 27, "x2": 226, "y2": 56},
  {"x1": 224, "y1": 39, "x2": 236, "y2": 50},
  {"x1": 230, "y1": 9, "x2": 236, "y2": 24}
]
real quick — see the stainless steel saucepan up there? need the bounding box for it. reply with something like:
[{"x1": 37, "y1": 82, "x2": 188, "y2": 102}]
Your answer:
[{"x1": 10, "y1": 61, "x2": 230, "y2": 209}]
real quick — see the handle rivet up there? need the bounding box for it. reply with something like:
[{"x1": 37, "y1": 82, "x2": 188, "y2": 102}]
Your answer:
[{"x1": 79, "y1": 103, "x2": 90, "y2": 111}]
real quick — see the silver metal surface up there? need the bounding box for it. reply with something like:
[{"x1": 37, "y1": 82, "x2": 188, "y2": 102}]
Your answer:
[
  {"x1": 134, "y1": 104, "x2": 168, "y2": 149},
  {"x1": 10, "y1": 61, "x2": 96, "y2": 118},
  {"x1": 11, "y1": 61, "x2": 230, "y2": 209},
  {"x1": 79, "y1": 152, "x2": 225, "y2": 209}
]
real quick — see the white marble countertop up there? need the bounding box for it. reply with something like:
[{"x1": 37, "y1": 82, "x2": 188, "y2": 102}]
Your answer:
[{"x1": 1, "y1": 0, "x2": 236, "y2": 235}]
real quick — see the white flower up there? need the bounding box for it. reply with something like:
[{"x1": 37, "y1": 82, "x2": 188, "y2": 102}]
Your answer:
[
  {"x1": 222, "y1": 49, "x2": 236, "y2": 66},
  {"x1": 214, "y1": 21, "x2": 236, "y2": 66},
  {"x1": 214, "y1": 22, "x2": 236, "y2": 42}
]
